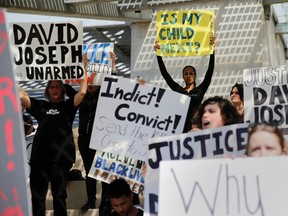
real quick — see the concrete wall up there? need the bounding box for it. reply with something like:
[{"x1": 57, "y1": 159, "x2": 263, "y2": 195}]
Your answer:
[
  {"x1": 130, "y1": 0, "x2": 287, "y2": 100},
  {"x1": 263, "y1": 18, "x2": 286, "y2": 66}
]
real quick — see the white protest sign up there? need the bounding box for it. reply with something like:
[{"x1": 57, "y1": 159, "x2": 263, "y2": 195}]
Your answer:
[
  {"x1": 244, "y1": 65, "x2": 288, "y2": 130},
  {"x1": 10, "y1": 22, "x2": 83, "y2": 81},
  {"x1": 144, "y1": 123, "x2": 249, "y2": 216},
  {"x1": 89, "y1": 75, "x2": 190, "y2": 161},
  {"x1": 88, "y1": 150, "x2": 145, "y2": 195},
  {"x1": 158, "y1": 156, "x2": 288, "y2": 216}
]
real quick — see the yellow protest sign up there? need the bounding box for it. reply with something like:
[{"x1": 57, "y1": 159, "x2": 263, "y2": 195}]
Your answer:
[{"x1": 156, "y1": 10, "x2": 214, "y2": 57}]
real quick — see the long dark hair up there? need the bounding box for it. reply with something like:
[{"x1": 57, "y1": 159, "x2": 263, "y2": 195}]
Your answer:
[
  {"x1": 230, "y1": 83, "x2": 243, "y2": 101},
  {"x1": 182, "y1": 65, "x2": 197, "y2": 86},
  {"x1": 198, "y1": 96, "x2": 242, "y2": 128}
]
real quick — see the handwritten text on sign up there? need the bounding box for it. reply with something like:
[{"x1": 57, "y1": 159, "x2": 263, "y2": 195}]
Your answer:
[
  {"x1": 144, "y1": 123, "x2": 249, "y2": 216},
  {"x1": 156, "y1": 10, "x2": 214, "y2": 57},
  {"x1": 243, "y1": 65, "x2": 288, "y2": 129},
  {"x1": 89, "y1": 75, "x2": 190, "y2": 161},
  {"x1": 158, "y1": 157, "x2": 288, "y2": 216},
  {"x1": 10, "y1": 22, "x2": 83, "y2": 81}
]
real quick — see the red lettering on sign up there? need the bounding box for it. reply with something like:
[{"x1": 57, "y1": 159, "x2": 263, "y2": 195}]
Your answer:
[
  {"x1": 4, "y1": 119, "x2": 15, "y2": 171},
  {"x1": 0, "y1": 77, "x2": 18, "y2": 115}
]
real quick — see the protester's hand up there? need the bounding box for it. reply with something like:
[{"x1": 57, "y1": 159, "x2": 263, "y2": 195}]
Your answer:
[
  {"x1": 154, "y1": 41, "x2": 161, "y2": 51},
  {"x1": 82, "y1": 54, "x2": 88, "y2": 68},
  {"x1": 137, "y1": 77, "x2": 146, "y2": 85},
  {"x1": 210, "y1": 36, "x2": 216, "y2": 46},
  {"x1": 141, "y1": 163, "x2": 148, "y2": 179},
  {"x1": 109, "y1": 51, "x2": 117, "y2": 62}
]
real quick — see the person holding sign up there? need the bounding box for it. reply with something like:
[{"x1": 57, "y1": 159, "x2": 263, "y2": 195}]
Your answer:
[
  {"x1": 198, "y1": 96, "x2": 241, "y2": 130},
  {"x1": 65, "y1": 81, "x2": 100, "y2": 212},
  {"x1": 154, "y1": 37, "x2": 215, "y2": 132},
  {"x1": 246, "y1": 123, "x2": 285, "y2": 157},
  {"x1": 19, "y1": 55, "x2": 88, "y2": 216},
  {"x1": 108, "y1": 178, "x2": 143, "y2": 216},
  {"x1": 65, "y1": 52, "x2": 118, "y2": 213},
  {"x1": 230, "y1": 83, "x2": 244, "y2": 122}
]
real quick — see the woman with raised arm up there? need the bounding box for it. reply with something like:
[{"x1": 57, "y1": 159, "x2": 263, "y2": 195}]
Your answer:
[
  {"x1": 154, "y1": 37, "x2": 216, "y2": 132},
  {"x1": 19, "y1": 55, "x2": 88, "y2": 216}
]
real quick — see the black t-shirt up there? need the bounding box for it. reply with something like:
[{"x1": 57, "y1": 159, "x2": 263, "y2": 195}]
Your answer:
[
  {"x1": 78, "y1": 90, "x2": 100, "y2": 135},
  {"x1": 64, "y1": 84, "x2": 100, "y2": 135},
  {"x1": 27, "y1": 97, "x2": 77, "y2": 163}
]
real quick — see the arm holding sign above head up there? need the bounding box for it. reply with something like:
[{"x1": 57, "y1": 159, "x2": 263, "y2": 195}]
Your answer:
[
  {"x1": 154, "y1": 41, "x2": 182, "y2": 92},
  {"x1": 196, "y1": 36, "x2": 216, "y2": 94},
  {"x1": 110, "y1": 51, "x2": 117, "y2": 75},
  {"x1": 73, "y1": 54, "x2": 88, "y2": 107},
  {"x1": 210, "y1": 36, "x2": 216, "y2": 47}
]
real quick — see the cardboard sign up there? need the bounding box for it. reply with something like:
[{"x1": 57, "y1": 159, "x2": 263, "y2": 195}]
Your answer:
[
  {"x1": 89, "y1": 75, "x2": 190, "y2": 161},
  {"x1": 88, "y1": 150, "x2": 145, "y2": 195},
  {"x1": 158, "y1": 156, "x2": 288, "y2": 216},
  {"x1": 0, "y1": 9, "x2": 32, "y2": 216},
  {"x1": 144, "y1": 123, "x2": 249, "y2": 216},
  {"x1": 244, "y1": 65, "x2": 288, "y2": 130},
  {"x1": 156, "y1": 10, "x2": 214, "y2": 57},
  {"x1": 10, "y1": 21, "x2": 83, "y2": 81}
]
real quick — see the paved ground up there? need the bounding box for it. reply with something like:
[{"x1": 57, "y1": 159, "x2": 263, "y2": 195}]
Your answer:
[{"x1": 44, "y1": 129, "x2": 144, "y2": 215}]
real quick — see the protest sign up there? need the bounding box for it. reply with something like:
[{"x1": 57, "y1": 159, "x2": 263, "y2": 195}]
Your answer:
[
  {"x1": 89, "y1": 75, "x2": 190, "y2": 161},
  {"x1": 156, "y1": 10, "x2": 214, "y2": 57},
  {"x1": 0, "y1": 9, "x2": 31, "y2": 216},
  {"x1": 244, "y1": 65, "x2": 288, "y2": 130},
  {"x1": 83, "y1": 42, "x2": 114, "y2": 73},
  {"x1": 158, "y1": 157, "x2": 288, "y2": 216},
  {"x1": 10, "y1": 21, "x2": 83, "y2": 81},
  {"x1": 144, "y1": 123, "x2": 249, "y2": 216},
  {"x1": 66, "y1": 42, "x2": 114, "y2": 85},
  {"x1": 88, "y1": 150, "x2": 145, "y2": 195}
]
